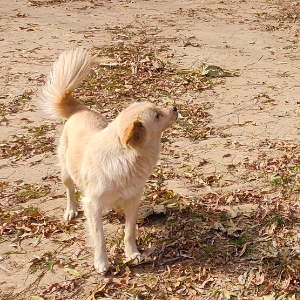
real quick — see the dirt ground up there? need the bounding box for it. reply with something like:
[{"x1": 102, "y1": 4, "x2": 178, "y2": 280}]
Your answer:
[{"x1": 1, "y1": 0, "x2": 300, "y2": 299}]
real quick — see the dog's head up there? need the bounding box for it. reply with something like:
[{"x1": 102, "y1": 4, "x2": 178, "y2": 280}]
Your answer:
[{"x1": 118, "y1": 102, "x2": 178, "y2": 148}]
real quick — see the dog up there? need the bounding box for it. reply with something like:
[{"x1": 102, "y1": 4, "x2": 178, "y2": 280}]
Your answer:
[{"x1": 41, "y1": 48, "x2": 178, "y2": 273}]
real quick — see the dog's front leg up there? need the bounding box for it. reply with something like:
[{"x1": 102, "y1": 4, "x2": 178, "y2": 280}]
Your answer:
[
  {"x1": 82, "y1": 196, "x2": 109, "y2": 273},
  {"x1": 124, "y1": 200, "x2": 142, "y2": 264}
]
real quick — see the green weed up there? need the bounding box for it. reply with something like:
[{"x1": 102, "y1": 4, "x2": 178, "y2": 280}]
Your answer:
[{"x1": 17, "y1": 184, "x2": 49, "y2": 201}]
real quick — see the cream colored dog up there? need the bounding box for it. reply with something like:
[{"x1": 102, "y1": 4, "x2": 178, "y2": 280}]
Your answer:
[{"x1": 41, "y1": 48, "x2": 178, "y2": 273}]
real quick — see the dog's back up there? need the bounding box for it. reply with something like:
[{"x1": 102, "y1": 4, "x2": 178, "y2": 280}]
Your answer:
[{"x1": 42, "y1": 48, "x2": 108, "y2": 191}]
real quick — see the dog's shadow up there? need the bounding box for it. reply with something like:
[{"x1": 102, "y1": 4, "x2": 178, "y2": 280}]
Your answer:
[{"x1": 104, "y1": 196, "x2": 285, "y2": 281}]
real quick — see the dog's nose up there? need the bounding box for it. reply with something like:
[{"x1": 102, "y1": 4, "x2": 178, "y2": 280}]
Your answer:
[{"x1": 172, "y1": 106, "x2": 177, "y2": 112}]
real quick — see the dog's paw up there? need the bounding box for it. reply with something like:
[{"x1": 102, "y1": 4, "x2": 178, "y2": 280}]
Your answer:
[
  {"x1": 125, "y1": 252, "x2": 143, "y2": 265},
  {"x1": 63, "y1": 209, "x2": 78, "y2": 221},
  {"x1": 94, "y1": 259, "x2": 110, "y2": 274}
]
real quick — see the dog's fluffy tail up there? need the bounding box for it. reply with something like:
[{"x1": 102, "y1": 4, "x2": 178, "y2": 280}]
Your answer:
[{"x1": 41, "y1": 48, "x2": 98, "y2": 119}]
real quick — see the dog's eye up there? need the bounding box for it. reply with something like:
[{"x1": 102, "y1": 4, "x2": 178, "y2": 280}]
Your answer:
[{"x1": 156, "y1": 113, "x2": 162, "y2": 120}]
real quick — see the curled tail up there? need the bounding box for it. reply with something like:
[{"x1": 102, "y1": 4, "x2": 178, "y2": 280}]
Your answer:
[{"x1": 41, "y1": 48, "x2": 98, "y2": 119}]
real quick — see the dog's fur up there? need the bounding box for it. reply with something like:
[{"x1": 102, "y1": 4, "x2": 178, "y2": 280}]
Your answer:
[{"x1": 41, "y1": 48, "x2": 178, "y2": 273}]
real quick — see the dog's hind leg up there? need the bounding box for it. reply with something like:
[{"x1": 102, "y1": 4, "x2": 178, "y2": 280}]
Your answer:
[
  {"x1": 82, "y1": 196, "x2": 109, "y2": 273},
  {"x1": 123, "y1": 197, "x2": 142, "y2": 264},
  {"x1": 58, "y1": 134, "x2": 78, "y2": 221},
  {"x1": 62, "y1": 174, "x2": 78, "y2": 221},
  {"x1": 61, "y1": 161, "x2": 78, "y2": 221}
]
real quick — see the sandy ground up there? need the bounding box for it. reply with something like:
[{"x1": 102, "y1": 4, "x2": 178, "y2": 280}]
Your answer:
[{"x1": 1, "y1": 0, "x2": 300, "y2": 299}]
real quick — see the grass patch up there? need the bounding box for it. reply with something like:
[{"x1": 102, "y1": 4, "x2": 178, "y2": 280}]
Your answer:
[{"x1": 16, "y1": 184, "x2": 49, "y2": 201}]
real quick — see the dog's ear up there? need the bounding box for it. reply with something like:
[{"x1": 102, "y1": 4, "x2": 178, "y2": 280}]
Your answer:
[{"x1": 122, "y1": 120, "x2": 146, "y2": 146}]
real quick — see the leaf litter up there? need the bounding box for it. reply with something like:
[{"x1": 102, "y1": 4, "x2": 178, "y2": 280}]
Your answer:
[
  {"x1": 1, "y1": 10, "x2": 300, "y2": 300},
  {"x1": 0, "y1": 90, "x2": 33, "y2": 117},
  {"x1": 1, "y1": 123, "x2": 56, "y2": 163}
]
